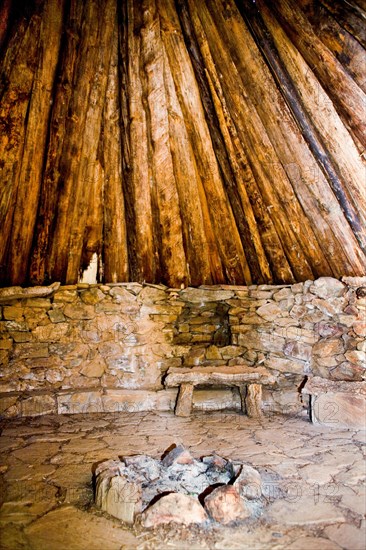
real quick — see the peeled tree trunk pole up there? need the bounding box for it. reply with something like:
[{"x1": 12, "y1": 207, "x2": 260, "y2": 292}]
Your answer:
[{"x1": 1, "y1": 0, "x2": 365, "y2": 286}]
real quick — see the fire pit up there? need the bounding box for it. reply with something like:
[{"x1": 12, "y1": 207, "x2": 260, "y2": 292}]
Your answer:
[{"x1": 95, "y1": 445, "x2": 264, "y2": 527}]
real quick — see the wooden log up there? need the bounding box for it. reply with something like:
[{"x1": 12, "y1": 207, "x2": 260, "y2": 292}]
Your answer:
[
  {"x1": 0, "y1": 13, "x2": 29, "y2": 98},
  {"x1": 256, "y1": 0, "x2": 366, "y2": 274},
  {"x1": 0, "y1": 13, "x2": 41, "y2": 285},
  {"x1": 7, "y1": 0, "x2": 65, "y2": 285},
  {"x1": 158, "y1": 0, "x2": 252, "y2": 285},
  {"x1": 192, "y1": 0, "x2": 316, "y2": 282},
  {"x1": 140, "y1": 0, "x2": 188, "y2": 287},
  {"x1": 0, "y1": 0, "x2": 13, "y2": 51},
  {"x1": 353, "y1": 0, "x2": 366, "y2": 12},
  {"x1": 101, "y1": 19, "x2": 129, "y2": 283},
  {"x1": 121, "y1": 0, "x2": 157, "y2": 283},
  {"x1": 207, "y1": 2, "x2": 348, "y2": 276},
  {"x1": 298, "y1": 0, "x2": 366, "y2": 94},
  {"x1": 29, "y1": 0, "x2": 84, "y2": 284},
  {"x1": 265, "y1": 0, "x2": 366, "y2": 146},
  {"x1": 163, "y1": 45, "x2": 216, "y2": 285},
  {"x1": 186, "y1": 1, "x2": 295, "y2": 283},
  {"x1": 176, "y1": 0, "x2": 268, "y2": 284},
  {"x1": 47, "y1": 0, "x2": 116, "y2": 283},
  {"x1": 320, "y1": 0, "x2": 366, "y2": 48},
  {"x1": 210, "y1": 0, "x2": 362, "y2": 276}
]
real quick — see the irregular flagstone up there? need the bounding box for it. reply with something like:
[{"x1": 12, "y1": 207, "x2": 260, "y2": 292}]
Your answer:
[
  {"x1": 285, "y1": 536, "x2": 341, "y2": 549},
  {"x1": 12, "y1": 442, "x2": 61, "y2": 464},
  {"x1": 336, "y1": 484, "x2": 366, "y2": 516},
  {"x1": 267, "y1": 494, "x2": 346, "y2": 525},
  {"x1": 324, "y1": 522, "x2": 366, "y2": 550},
  {"x1": 48, "y1": 463, "x2": 93, "y2": 489},
  {"x1": 24, "y1": 505, "x2": 139, "y2": 550},
  {"x1": 60, "y1": 437, "x2": 106, "y2": 454},
  {"x1": 0, "y1": 411, "x2": 364, "y2": 549}
]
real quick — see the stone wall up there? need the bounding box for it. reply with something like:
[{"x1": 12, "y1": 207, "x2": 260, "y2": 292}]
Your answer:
[{"x1": 0, "y1": 277, "x2": 365, "y2": 418}]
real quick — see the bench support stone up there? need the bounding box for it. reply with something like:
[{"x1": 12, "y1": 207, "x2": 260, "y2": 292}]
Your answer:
[
  {"x1": 239, "y1": 386, "x2": 247, "y2": 415},
  {"x1": 245, "y1": 384, "x2": 263, "y2": 418},
  {"x1": 166, "y1": 366, "x2": 275, "y2": 419},
  {"x1": 175, "y1": 383, "x2": 194, "y2": 417},
  {"x1": 175, "y1": 382, "x2": 264, "y2": 419}
]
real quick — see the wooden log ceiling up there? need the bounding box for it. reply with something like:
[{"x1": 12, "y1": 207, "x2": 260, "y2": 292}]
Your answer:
[{"x1": 0, "y1": 0, "x2": 365, "y2": 287}]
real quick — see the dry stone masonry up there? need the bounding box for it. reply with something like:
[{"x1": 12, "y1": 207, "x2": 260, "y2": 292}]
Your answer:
[{"x1": 0, "y1": 277, "x2": 365, "y2": 425}]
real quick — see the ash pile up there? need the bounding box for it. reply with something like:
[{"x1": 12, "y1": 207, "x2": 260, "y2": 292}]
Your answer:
[{"x1": 95, "y1": 445, "x2": 265, "y2": 527}]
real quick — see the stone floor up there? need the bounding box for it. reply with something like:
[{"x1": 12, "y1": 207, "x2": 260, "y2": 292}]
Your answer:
[{"x1": 0, "y1": 411, "x2": 365, "y2": 550}]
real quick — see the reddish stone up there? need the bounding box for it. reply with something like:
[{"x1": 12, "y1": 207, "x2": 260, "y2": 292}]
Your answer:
[
  {"x1": 330, "y1": 362, "x2": 364, "y2": 382},
  {"x1": 204, "y1": 485, "x2": 250, "y2": 524},
  {"x1": 142, "y1": 493, "x2": 207, "y2": 527},
  {"x1": 315, "y1": 322, "x2": 344, "y2": 338},
  {"x1": 234, "y1": 464, "x2": 262, "y2": 500}
]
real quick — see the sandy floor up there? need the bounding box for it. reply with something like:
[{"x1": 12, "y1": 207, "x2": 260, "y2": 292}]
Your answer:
[{"x1": 0, "y1": 411, "x2": 365, "y2": 549}]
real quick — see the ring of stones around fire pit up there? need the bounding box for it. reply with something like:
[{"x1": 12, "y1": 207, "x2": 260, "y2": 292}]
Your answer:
[{"x1": 95, "y1": 445, "x2": 264, "y2": 527}]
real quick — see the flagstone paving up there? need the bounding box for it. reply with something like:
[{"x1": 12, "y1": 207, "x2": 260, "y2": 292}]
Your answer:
[{"x1": 0, "y1": 411, "x2": 365, "y2": 549}]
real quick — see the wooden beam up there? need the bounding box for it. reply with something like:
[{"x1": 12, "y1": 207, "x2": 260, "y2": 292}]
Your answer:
[
  {"x1": 30, "y1": 0, "x2": 84, "y2": 284},
  {"x1": 7, "y1": 0, "x2": 65, "y2": 285},
  {"x1": 176, "y1": 0, "x2": 269, "y2": 284},
  {"x1": 192, "y1": 0, "x2": 318, "y2": 282},
  {"x1": 0, "y1": 14, "x2": 41, "y2": 284},
  {"x1": 264, "y1": 0, "x2": 366, "y2": 146},
  {"x1": 140, "y1": 0, "x2": 188, "y2": 287},
  {"x1": 255, "y1": 0, "x2": 366, "y2": 275},
  {"x1": 47, "y1": 0, "x2": 116, "y2": 284},
  {"x1": 321, "y1": 0, "x2": 366, "y2": 48},
  {"x1": 158, "y1": 0, "x2": 252, "y2": 285},
  {"x1": 101, "y1": 19, "x2": 129, "y2": 283}
]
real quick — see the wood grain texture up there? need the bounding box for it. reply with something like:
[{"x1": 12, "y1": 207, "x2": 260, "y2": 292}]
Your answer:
[
  {"x1": 7, "y1": 0, "x2": 65, "y2": 285},
  {"x1": 0, "y1": 0, "x2": 365, "y2": 286}
]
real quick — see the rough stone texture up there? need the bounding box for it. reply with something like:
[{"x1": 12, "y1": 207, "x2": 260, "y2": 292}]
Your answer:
[
  {"x1": 302, "y1": 377, "x2": 366, "y2": 429},
  {"x1": 0, "y1": 412, "x2": 364, "y2": 549},
  {"x1": 95, "y1": 445, "x2": 251, "y2": 527},
  {"x1": 24, "y1": 505, "x2": 138, "y2": 550},
  {"x1": 0, "y1": 278, "x2": 364, "y2": 419},
  {"x1": 142, "y1": 493, "x2": 208, "y2": 527},
  {"x1": 204, "y1": 485, "x2": 250, "y2": 524},
  {"x1": 175, "y1": 383, "x2": 194, "y2": 417},
  {"x1": 95, "y1": 469, "x2": 142, "y2": 524},
  {"x1": 234, "y1": 464, "x2": 262, "y2": 499},
  {"x1": 310, "y1": 277, "x2": 345, "y2": 299},
  {"x1": 0, "y1": 282, "x2": 60, "y2": 303}
]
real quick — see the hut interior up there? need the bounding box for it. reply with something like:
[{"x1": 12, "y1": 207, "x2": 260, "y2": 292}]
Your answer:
[{"x1": 0, "y1": 0, "x2": 365, "y2": 548}]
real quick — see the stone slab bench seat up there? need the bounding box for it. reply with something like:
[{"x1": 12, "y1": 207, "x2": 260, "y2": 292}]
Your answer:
[
  {"x1": 302, "y1": 376, "x2": 366, "y2": 429},
  {"x1": 165, "y1": 366, "x2": 276, "y2": 418}
]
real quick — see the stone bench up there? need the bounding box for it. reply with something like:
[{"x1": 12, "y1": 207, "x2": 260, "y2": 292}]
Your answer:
[
  {"x1": 302, "y1": 376, "x2": 366, "y2": 429},
  {"x1": 164, "y1": 366, "x2": 276, "y2": 418}
]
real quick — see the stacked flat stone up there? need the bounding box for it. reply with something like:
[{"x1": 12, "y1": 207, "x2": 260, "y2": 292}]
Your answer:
[{"x1": 0, "y1": 277, "x2": 364, "y2": 422}]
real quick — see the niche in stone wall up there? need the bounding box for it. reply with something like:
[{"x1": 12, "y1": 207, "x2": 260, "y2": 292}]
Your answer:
[{"x1": 173, "y1": 302, "x2": 231, "y2": 347}]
